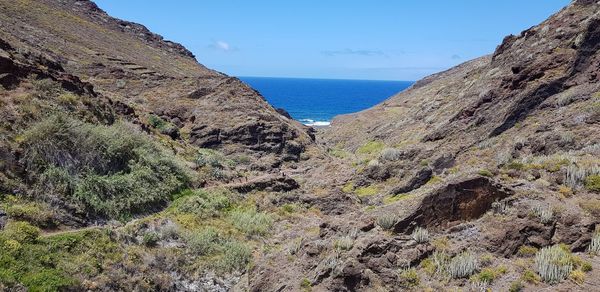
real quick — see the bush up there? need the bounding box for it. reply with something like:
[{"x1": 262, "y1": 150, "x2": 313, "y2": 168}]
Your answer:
[
  {"x1": 20, "y1": 115, "x2": 189, "y2": 220},
  {"x1": 398, "y1": 268, "x2": 420, "y2": 288},
  {"x1": 229, "y1": 208, "x2": 273, "y2": 237},
  {"x1": 411, "y1": 227, "x2": 429, "y2": 243},
  {"x1": 585, "y1": 175, "x2": 600, "y2": 192},
  {"x1": 3, "y1": 221, "x2": 40, "y2": 243},
  {"x1": 517, "y1": 245, "x2": 538, "y2": 257},
  {"x1": 31, "y1": 78, "x2": 62, "y2": 98},
  {"x1": 521, "y1": 269, "x2": 540, "y2": 284},
  {"x1": 142, "y1": 232, "x2": 160, "y2": 247},
  {"x1": 508, "y1": 280, "x2": 524, "y2": 292},
  {"x1": 376, "y1": 214, "x2": 397, "y2": 230},
  {"x1": 448, "y1": 251, "x2": 478, "y2": 279},
  {"x1": 333, "y1": 236, "x2": 354, "y2": 252},
  {"x1": 171, "y1": 189, "x2": 231, "y2": 218},
  {"x1": 356, "y1": 141, "x2": 384, "y2": 155},
  {"x1": 300, "y1": 278, "x2": 311, "y2": 290},
  {"x1": 570, "y1": 269, "x2": 585, "y2": 284},
  {"x1": 185, "y1": 227, "x2": 220, "y2": 255},
  {"x1": 3, "y1": 197, "x2": 55, "y2": 227},
  {"x1": 355, "y1": 185, "x2": 379, "y2": 197},
  {"x1": 0, "y1": 228, "x2": 121, "y2": 291},
  {"x1": 471, "y1": 267, "x2": 506, "y2": 284},
  {"x1": 534, "y1": 245, "x2": 573, "y2": 284},
  {"x1": 219, "y1": 241, "x2": 252, "y2": 272},
  {"x1": 147, "y1": 114, "x2": 178, "y2": 136},
  {"x1": 380, "y1": 148, "x2": 402, "y2": 162}
]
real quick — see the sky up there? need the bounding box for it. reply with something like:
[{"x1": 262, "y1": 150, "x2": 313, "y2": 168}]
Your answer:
[{"x1": 94, "y1": 0, "x2": 570, "y2": 81}]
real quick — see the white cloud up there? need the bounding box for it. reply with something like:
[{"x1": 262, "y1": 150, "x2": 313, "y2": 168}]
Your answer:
[
  {"x1": 208, "y1": 40, "x2": 236, "y2": 52},
  {"x1": 216, "y1": 41, "x2": 230, "y2": 51}
]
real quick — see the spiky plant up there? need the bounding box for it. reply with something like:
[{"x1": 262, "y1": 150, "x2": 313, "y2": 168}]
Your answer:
[
  {"x1": 534, "y1": 245, "x2": 573, "y2": 284},
  {"x1": 448, "y1": 251, "x2": 479, "y2": 279},
  {"x1": 377, "y1": 214, "x2": 397, "y2": 230},
  {"x1": 588, "y1": 233, "x2": 600, "y2": 254},
  {"x1": 411, "y1": 227, "x2": 430, "y2": 243},
  {"x1": 531, "y1": 204, "x2": 554, "y2": 224}
]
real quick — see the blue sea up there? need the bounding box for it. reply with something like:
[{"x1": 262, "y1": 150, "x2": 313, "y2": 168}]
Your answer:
[{"x1": 239, "y1": 77, "x2": 413, "y2": 126}]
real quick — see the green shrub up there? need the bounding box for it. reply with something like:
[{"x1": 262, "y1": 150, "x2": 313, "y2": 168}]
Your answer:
[
  {"x1": 398, "y1": 268, "x2": 420, "y2": 288},
  {"x1": 147, "y1": 114, "x2": 177, "y2": 135},
  {"x1": 20, "y1": 115, "x2": 189, "y2": 220},
  {"x1": 229, "y1": 208, "x2": 273, "y2": 237},
  {"x1": 20, "y1": 268, "x2": 76, "y2": 292},
  {"x1": 570, "y1": 269, "x2": 585, "y2": 284},
  {"x1": 218, "y1": 241, "x2": 252, "y2": 272},
  {"x1": 585, "y1": 175, "x2": 600, "y2": 192},
  {"x1": 521, "y1": 269, "x2": 540, "y2": 284},
  {"x1": 142, "y1": 232, "x2": 160, "y2": 247},
  {"x1": 505, "y1": 161, "x2": 525, "y2": 171},
  {"x1": 280, "y1": 203, "x2": 298, "y2": 214},
  {"x1": 3, "y1": 197, "x2": 55, "y2": 227},
  {"x1": 185, "y1": 227, "x2": 221, "y2": 255},
  {"x1": 341, "y1": 182, "x2": 354, "y2": 193},
  {"x1": 356, "y1": 141, "x2": 384, "y2": 155},
  {"x1": 196, "y1": 149, "x2": 233, "y2": 169},
  {"x1": 31, "y1": 78, "x2": 62, "y2": 98},
  {"x1": 471, "y1": 267, "x2": 502, "y2": 284},
  {"x1": 517, "y1": 245, "x2": 539, "y2": 257},
  {"x1": 0, "y1": 228, "x2": 120, "y2": 291},
  {"x1": 328, "y1": 147, "x2": 349, "y2": 159},
  {"x1": 448, "y1": 251, "x2": 478, "y2": 279},
  {"x1": 300, "y1": 278, "x2": 312, "y2": 290},
  {"x1": 509, "y1": 280, "x2": 524, "y2": 292},
  {"x1": 57, "y1": 93, "x2": 78, "y2": 105},
  {"x1": 534, "y1": 245, "x2": 573, "y2": 284},
  {"x1": 355, "y1": 185, "x2": 379, "y2": 197},
  {"x1": 171, "y1": 189, "x2": 231, "y2": 218},
  {"x1": 3, "y1": 221, "x2": 40, "y2": 243}
]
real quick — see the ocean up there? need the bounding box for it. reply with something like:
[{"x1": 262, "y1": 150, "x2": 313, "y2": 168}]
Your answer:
[{"x1": 239, "y1": 77, "x2": 413, "y2": 126}]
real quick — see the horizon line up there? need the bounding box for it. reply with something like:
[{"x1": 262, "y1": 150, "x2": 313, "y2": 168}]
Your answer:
[{"x1": 236, "y1": 75, "x2": 415, "y2": 83}]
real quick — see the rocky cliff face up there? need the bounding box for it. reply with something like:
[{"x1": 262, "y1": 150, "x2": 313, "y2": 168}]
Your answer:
[{"x1": 0, "y1": 0, "x2": 313, "y2": 164}]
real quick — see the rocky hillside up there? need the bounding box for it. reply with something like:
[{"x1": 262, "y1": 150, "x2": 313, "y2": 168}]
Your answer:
[
  {"x1": 1, "y1": 0, "x2": 600, "y2": 291},
  {"x1": 282, "y1": 0, "x2": 599, "y2": 290},
  {"x1": 0, "y1": 0, "x2": 314, "y2": 291},
  {"x1": 0, "y1": 0, "x2": 313, "y2": 165}
]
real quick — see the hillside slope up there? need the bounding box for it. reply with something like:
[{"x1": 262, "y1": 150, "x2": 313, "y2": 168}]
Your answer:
[
  {"x1": 245, "y1": 1, "x2": 600, "y2": 291},
  {"x1": 0, "y1": 0, "x2": 313, "y2": 164}
]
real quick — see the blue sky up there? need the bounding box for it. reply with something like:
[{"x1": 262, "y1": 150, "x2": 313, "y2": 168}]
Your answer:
[{"x1": 95, "y1": 0, "x2": 569, "y2": 81}]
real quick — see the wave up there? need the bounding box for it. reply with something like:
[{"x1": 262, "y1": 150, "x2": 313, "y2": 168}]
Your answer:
[{"x1": 299, "y1": 119, "x2": 331, "y2": 127}]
